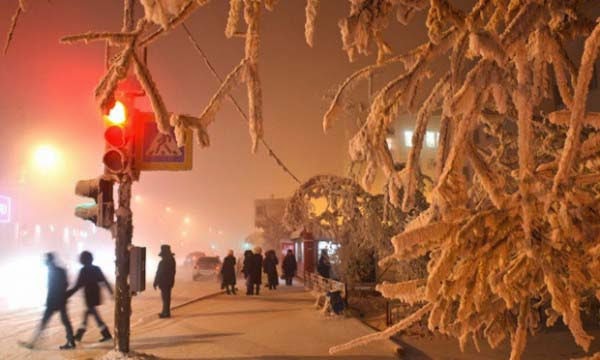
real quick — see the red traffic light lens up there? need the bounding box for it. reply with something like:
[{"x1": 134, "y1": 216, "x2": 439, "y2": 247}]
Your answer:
[
  {"x1": 105, "y1": 126, "x2": 125, "y2": 147},
  {"x1": 103, "y1": 150, "x2": 125, "y2": 173},
  {"x1": 105, "y1": 101, "x2": 127, "y2": 125}
]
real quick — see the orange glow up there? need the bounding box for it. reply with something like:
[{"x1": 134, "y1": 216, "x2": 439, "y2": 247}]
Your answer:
[{"x1": 105, "y1": 101, "x2": 126, "y2": 125}]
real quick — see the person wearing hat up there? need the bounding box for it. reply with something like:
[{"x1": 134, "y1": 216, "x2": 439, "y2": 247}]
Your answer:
[
  {"x1": 153, "y1": 245, "x2": 176, "y2": 318},
  {"x1": 66, "y1": 251, "x2": 113, "y2": 343}
]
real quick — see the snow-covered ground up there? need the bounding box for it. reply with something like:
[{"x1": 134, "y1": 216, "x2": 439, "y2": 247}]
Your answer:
[
  {"x1": 2, "y1": 276, "x2": 398, "y2": 359},
  {"x1": 0, "y1": 267, "x2": 222, "y2": 359}
]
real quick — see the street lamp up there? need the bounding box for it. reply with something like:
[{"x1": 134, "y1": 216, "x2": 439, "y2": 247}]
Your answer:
[{"x1": 32, "y1": 145, "x2": 60, "y2": 172}]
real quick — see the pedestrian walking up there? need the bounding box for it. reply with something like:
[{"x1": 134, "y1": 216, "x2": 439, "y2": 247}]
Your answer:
[
  {"x1": 282, "y1": 249, "x2": 297, "y2": 286},
  {"x1": 247, "y1": 247, "x2": 263, "y2": 295},
  {"x1": 263, "y1": 250, "x2": 279, "y2": 290},
  {"x1": 221, "y1": 250, "x2": 237, "y2": 295},
  {"x1": 20, "y1": 253, "x2": 75, "y2": 350},
  {"x1": 66, "y1": 251, "x2": 113, "y2": 343},
  {"x1": 153, "y1": 244, "x2": 176, "y2": 318},
  {"x1": 317, "y1": 249, "x2": 331, "y2": 279}
]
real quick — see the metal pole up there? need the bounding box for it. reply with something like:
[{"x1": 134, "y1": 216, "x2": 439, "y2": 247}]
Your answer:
[
  {"x1": 114, "y1": 176, "x2": 133, "y2": 352},
  {"x1": 113, "y1": 1, "x2": 135, "y2": 353}
]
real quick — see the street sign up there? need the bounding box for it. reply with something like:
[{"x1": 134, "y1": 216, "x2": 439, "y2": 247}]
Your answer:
[
  {"x1": 134, "y1": 112, "x2": 193, "y2": 171},
  {"x1": 0, "y1": 195, "x2": 12, "y2": 223}
]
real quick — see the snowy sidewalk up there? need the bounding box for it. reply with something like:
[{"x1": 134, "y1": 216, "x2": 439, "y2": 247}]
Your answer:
[{"x1": 62, "y1": 283, "x2": 398, "y2": 359}]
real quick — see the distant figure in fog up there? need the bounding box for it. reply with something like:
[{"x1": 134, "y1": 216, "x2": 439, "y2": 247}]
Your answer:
[
  {"x1": 67, "y1": 251, "x2": 113, "y2": 343},
  {"x1": 263, "y1": 250, "x2": 279, "y2": 290},
  {"x1": 282, "y1": 250, "x2": 297, "y2": 286},
  {"x1": 247, "y1": 247, "x2": 263, "y2": 295},
  {"x1": 20, "y1": 253, "x2": 75, "y2": 350},
  {"x1": 317, "y1": 249, "x2": 331, "y2": 279},
  {"x1": 241, "y1": 249, "x2": 253, "y2": 279},
  {"x1": 154, "y1": 245, "x2": 176, "y2": 318},
  {"x1": 221, "y1": 250, "x2": 237, "y2": 295}
]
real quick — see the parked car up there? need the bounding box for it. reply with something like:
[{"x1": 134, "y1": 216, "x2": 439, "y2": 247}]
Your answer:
[
  {"x1": 192, "y1": 256, "x2": 221, "y2": 280},
  {"x1": 184, "y1": 251, "x2": 207, "y2": 268}
]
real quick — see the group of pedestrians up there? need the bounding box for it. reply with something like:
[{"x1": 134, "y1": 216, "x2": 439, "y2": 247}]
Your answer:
[
  {"x1": 20, "y1": 244, "x2": 177, "y2": 351},
  {"x1": 20, "y1": 251, "x2": 113, "y2": 350},
  {"x1": 219, "y1": 247, "x2": 298, "y2": 296}
]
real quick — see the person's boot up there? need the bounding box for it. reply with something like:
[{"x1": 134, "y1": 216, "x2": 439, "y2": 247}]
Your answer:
[
  {"x1": 99, "y1": 328, "x2": 112, "y2": 342},
  {"x1": 74, "y1": 328, "x2": 85, "y2": 342},
  {"x1": 59, "y1": 341, "x2": 76, "y2": 350}
]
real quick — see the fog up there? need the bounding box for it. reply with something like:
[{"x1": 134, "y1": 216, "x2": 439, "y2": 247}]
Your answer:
[{"x1": 0, "y1": 0, "x2": 433, "y2": 310}]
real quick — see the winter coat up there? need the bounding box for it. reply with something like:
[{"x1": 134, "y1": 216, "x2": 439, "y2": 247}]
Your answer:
[
  {"x1": 67, "y1": 264, "x2": 112, "y2": 307},
  {"x1": 248, "y1": 253, "x2": 263, "y2": 284},
  {"x1": 282, "y1": 254, "x2": 297, "y2": 278},
  {"x1": 241, "y1": 251, "x2": 253, "y2": 278},
  {"x1": 263, "y1": 253, "x2": 278, "y2": 279},
  {"x1": 154, "y1": 255, "x2": 176, "y2": 289},
  {"x1": 46, "y1": 264, "x2": 68, "y2": 310},
  {"x1": 221, "y1": 255, "x2": 237, "y2": 286},
  {"x1": 317, "y1": 255, "x2": 331, "y2": 279}
]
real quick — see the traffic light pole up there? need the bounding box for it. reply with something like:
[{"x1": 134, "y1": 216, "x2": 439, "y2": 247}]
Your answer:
[
  {"x1": 114, "y1": 2, "x2": 135, "y2": 352},
  {"x1": 114, "y1": 175, "x2": 133, "y2": 353}
]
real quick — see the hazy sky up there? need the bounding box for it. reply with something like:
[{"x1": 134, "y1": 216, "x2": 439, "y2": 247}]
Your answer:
[{"x1": 0, "y1": 1, "x2": 432, "y2": 254}]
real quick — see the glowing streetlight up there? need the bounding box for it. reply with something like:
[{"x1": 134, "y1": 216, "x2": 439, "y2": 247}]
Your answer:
[
  {"x1": 33, "y1": 145, "x2": 60, "y2": 172},
  {"x1": 183, "y1": 216, "x2": 191, "y2": 224}
]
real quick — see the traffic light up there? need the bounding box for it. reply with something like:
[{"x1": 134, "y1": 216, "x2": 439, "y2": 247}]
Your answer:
[
  {"x1": 103, "y1": 100, "x2": 134, "y2": 175},
  {"x1": 74, "y1": 177, "x2": 114, "y2": 229}
]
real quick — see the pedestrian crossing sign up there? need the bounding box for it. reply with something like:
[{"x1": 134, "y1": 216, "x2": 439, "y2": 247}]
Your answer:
[{"x1": 134, "y1": 112, "x2": 193, "y2": 171}]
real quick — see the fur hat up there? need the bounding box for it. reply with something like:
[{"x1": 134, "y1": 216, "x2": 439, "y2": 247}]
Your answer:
[{"x1": 159, "y1": 244, "x2": 174, "y2": 257}]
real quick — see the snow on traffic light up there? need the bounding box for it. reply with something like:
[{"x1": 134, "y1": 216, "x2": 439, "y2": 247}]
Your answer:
[{"x1": 74, "y1": 177, "x2": 115, "y2": 229}]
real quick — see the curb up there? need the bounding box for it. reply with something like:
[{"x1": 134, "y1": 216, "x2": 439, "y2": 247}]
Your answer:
[{"x1": 170, "y1": 290, "x2": 226, "y2": 311}]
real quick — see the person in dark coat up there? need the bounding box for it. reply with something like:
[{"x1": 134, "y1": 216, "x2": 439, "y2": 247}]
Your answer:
[
  {"x1": 263, "y1": 250, "x2": 279, "y2": 290},
  {"x1": 246, "y1": 247, "x2": 263, "y2": 295},
  {"x1": 317, "y1": 249, "x2": 331, "y2": 279},
  {"x1": 241, "y1": 249, "x2": 253, "y2": 279},
  {"x1": 221, "y1": 250, "x2": 237, "y2": 295},
  {"x1": 66, "y1": 251, "x2": 113, "y2": 343},
  {"x1": 153, "y1": 244, "x2": 176, "y2": 318},
  {"x1": 20, "y1": 253, "x2": 75, "y2": 350},
  {"x1": 282, "y1": 249, "x2": 298, "y2": 286}
]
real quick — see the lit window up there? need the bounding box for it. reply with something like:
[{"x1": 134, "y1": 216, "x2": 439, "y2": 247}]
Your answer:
[
  {"x1": 425, "y1": 131, "x2": 440, "y2": 148},
  {"x1": 404, "y1": 131, "x2": 413, "y2": 147}
]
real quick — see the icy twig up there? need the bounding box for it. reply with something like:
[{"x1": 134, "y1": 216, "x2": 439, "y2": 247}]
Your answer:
[
  {"x1": 329, "y1": 303, "x2": 432, "y2": 354},
  {"x1": 132, "y1": 51, "x2": 170, "y2": 133},
  {"x1": 552, "y1": 21, "x2": 600, "y2": 194},
  {"x1": 197, "y1": 59, "x2": 248, "y2": 128},
  {"x1": 225, "y1": 0, "x2": 243, "y2": 38},
  {"x1": 3, "y1": 2, "x2": 23, "y2": 55},
  {"x1": 304, "y1": 0, "x2": 319, "y2": 47}
]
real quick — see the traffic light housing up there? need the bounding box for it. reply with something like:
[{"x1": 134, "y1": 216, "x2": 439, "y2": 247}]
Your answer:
[
  {"x1": 130, "y1": 246, "x2": 146, "y2": 293},
  {"x1": 103, "y1": 100, "x2": 133, "y2": 175},
  {"x1": 74, "y1": 178, "x2": 114, "y2": 229}
]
